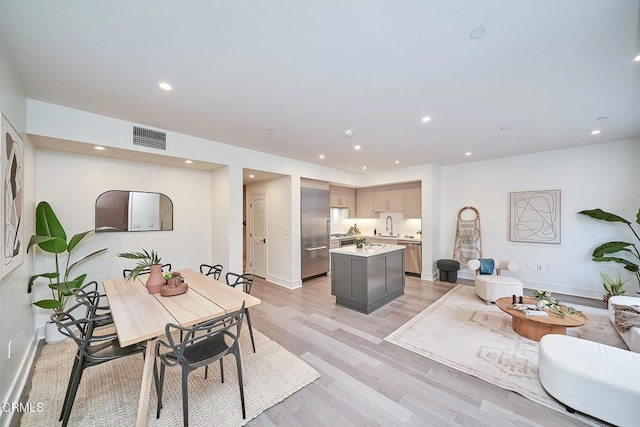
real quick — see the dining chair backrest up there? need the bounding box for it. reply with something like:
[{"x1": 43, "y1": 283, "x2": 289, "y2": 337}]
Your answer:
[
  {"x1": 200, "y1": 263, "x2": 223, "y2": 280},
  {"x1": 122, "y1": 263, "x2": 172, "y2": 278},
  {"x1": 225, "y1": 272, "x2": 254, "y2": 294},
  {"x1": 72, "y1": 281, "x2": 105, "y2": 317},
  {"x1": 158, "y1": 301, "x2": 245, "y2": 369}
]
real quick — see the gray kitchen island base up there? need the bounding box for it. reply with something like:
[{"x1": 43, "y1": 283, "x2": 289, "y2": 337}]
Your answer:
[{"x1": 330, "y1": 244, "x2": 405, "y2": 314}]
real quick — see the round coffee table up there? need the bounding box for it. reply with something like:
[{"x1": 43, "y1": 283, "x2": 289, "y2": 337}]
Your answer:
[{"x1": 495, "y1": 296, "x2": 588, "y2": 341}]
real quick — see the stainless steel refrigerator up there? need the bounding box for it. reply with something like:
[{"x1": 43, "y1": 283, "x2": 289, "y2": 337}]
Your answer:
[{"x1": 301, "y1": 187, "x2": 330, "y2": 280}]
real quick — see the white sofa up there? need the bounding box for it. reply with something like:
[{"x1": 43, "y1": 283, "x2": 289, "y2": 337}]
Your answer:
[
  {"x1": 608, "y1": 295, "x2": 640, "y2": 353},
  {"x1": 539, "y1": 334, "x2": 640, "y2": 427}
]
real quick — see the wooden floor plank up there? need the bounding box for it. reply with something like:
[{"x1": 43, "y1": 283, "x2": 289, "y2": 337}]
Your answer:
[{"x1": 247, "y1": 274, "x2": 609, "y2": 426}]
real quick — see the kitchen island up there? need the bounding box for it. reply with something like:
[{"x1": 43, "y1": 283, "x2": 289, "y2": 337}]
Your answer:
[{"x1": 330, "y1": 244, "x2": 405, "y2": 314}]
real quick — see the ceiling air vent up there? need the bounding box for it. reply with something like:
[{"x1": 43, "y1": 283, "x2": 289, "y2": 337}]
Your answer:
[{"x1": 132, "y1": 126, "x2": 167, "y2": 150}]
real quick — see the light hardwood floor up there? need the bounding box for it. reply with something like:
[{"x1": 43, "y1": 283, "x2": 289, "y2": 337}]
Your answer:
[{"x1": 247, "y1": 274, "x2": 609, "y2": 426}]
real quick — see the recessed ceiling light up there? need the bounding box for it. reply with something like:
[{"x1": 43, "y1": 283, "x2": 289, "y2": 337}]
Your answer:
[
  {"x1": 590, "y1": 129, "x2": 601, "y2": 135},
  {"x1": 500, "y1": 125, "x2": 513, "y2": 131},
  {"x1": 465, "y1": 152, "x2": 472, "y2": 156},
  {"x1": 634, "y1": 54, "x2": 640, "y2": 62},
  {"x1": 421, "y1": 116, "x2": 431, "y2": 123},
  {"x1": 354, "y1": 145, "x2": 361, "y2": 150},
  {"x1": 344, "y1": 129, "x2": 354, "y2": 137},
  {"x1": 319, "y1": 154, "x2": 325, "y2": 159},
  {"x1": 395, "y1": 160, "x2": 400, "y2": 164},
  {"x1": 469, "y1": 27, "x2": 486, "y2": 39},
  {"x1": 362, "y1": 166, "x2": 367, "y2": 170},
  {"x1": 266, "y1": 128, "x2": 276, "y2": 134},
  {"x1": 249, "y1": 174, "x2": 255, "y2": 178},
  {"x1": 158, "y1": 82, "x2": 172, "y2": 91},
  {"x1": 94, "y1": 146, "x2": 106, "y2": 151},
  {"x1": 596, "y1": 116, "x2": 608, "y2": 121},
  {"x1": 184, "y1": 160, "x2": 193, "y2": 164}
]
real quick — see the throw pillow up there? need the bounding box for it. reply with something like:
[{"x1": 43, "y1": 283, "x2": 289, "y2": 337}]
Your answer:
[{"x1": 612, "y1": 304, "x2": 640, "y2": 333}]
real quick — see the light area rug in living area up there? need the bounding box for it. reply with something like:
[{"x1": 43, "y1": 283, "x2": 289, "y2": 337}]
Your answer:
[
  {"x1": 385, "y1": 285, "x2": 625, "y2": 426},
  {"x1": 21, "y1": 326, "x2": 319, "y2": 427}
]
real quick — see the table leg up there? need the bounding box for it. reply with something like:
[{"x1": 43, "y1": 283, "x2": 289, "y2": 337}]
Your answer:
[
  {"x1": 512, "y1": 317, "x2": 566, "y2": 341},
  {"x1": 135, "y1": 338, "x2": 157, "y2": 427}
]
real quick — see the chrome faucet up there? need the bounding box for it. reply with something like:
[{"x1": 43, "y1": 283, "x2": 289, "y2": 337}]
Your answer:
[{"x1": 385, "y1": 215, "x2": 393, "y2": 236}]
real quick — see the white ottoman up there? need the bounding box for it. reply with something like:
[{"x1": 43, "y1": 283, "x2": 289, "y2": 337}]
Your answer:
[
  {"x1": 539, "y1": 334, "x2": 640, "y2": 426},
  {"x1": 474, "y1": 275, "x2": 523, "y2": 303}
]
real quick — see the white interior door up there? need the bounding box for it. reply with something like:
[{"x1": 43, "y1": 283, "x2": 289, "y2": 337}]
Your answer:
[{"x1": 250, "y1": 194, "x2": 267, "y2": 278}]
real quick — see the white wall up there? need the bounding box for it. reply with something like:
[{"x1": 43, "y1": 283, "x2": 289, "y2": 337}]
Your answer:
[
  {"x1": 245, "y1": 176, "x2": 294, "y2": 288},
  {"x1": 440, "y1": 139, "x2": 640, "y2": 298},
  {"x1": 0, "y1": 48, "x2": 36, "y2": 425},
  {"x1": 33, "y1": 150, "x2": 212, "y2": 327}
]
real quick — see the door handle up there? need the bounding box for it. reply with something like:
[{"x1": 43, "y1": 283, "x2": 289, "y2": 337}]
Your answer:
[
  {"x1": 305, "y1": 246, "x2": 327, "y2": 251},
  {"x1": 262, "y1": 238, "x2": 266, "y2": 243}
]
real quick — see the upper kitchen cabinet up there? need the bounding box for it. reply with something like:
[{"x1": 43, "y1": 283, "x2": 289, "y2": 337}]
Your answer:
[
  {"x1": 330, "y1": 185, "x2": 356, "y2": 214},
  {"x1": 404, "y1": 181, "x2": 421, "y2": 218},
  {"x1": 373, "y1": 184, "x2": 404, "y2": 212},
  {"x1": 355, "y1": 187, "x2": 375, "y2": 218}
]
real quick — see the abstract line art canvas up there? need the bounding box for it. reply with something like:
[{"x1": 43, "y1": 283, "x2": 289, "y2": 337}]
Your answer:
[
  {"x1": 1, "y1": 113, "x2": 24, "y2": 277},
  {"x1": 510, "y1": 190, "x2": 561, "y2": 244}
]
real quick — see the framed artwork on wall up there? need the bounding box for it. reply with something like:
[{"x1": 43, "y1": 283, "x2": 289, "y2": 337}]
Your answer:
[
  {"x1": 510, "y1": 189, "x2": 561, "y2": 244},
  {"x1": 1, "y1": 113, "x2": 24, "y2": 278}
]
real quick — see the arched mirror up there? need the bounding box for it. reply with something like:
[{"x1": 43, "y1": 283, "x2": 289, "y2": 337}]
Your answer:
[{"x1": 95, "y1": 190, "x2": 173, "y2": 232}]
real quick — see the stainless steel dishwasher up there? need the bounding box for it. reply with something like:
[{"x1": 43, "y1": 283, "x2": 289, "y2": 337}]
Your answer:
[{"x1": 399, "y1": 241, "x2": 422, "y2": 275}]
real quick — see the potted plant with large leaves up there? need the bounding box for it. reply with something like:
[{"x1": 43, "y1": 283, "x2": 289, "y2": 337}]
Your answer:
[
  {"x1": 578, "y1": 207, "x2": 640, "y2": 294},
  {"x1": 27, "y1": 201, "x2": 107, "y2": 343}
]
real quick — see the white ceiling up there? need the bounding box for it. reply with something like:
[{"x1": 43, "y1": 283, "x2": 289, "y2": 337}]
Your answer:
[{"x1": 1, "y1": 1, "x2": 639, "y2": 174}]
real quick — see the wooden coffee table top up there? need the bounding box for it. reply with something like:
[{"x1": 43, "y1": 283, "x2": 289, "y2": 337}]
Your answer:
[{"x1": 495, "y1": 296, "x2": 588, "y2": 327}]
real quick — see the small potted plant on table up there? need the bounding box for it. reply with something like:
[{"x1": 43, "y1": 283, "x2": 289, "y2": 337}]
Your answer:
[{"x1": 532, "y1": 289, "x2": 552, "y2": 309}]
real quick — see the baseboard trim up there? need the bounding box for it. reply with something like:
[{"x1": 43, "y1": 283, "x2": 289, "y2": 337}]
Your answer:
[
  {"x1": 0, "y1": 331, "x2": 40, "y2": 427},
  {"x1": 265, "y1": 273, "x2": 302, "y2": 290}
]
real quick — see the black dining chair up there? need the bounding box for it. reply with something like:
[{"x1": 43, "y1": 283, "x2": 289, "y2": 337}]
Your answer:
[
  {"x1": 155, "y1": 302, "x2": 247, "y2": 426},
  {"x1": 225, "y1": 272, "x2": 256, "y2": 353},
  {"x1": 51, "y1": 306, "x2": 147, "y2": 427},
  {"x1": 123, "y1": 263, "x2": 172, "y2": 278},
  {"x1": 72, "y1": 281, "x2": 113, "y2": 328},
  {"x1": 199, "y1": 263, "x2": 223, "y2": 280}
]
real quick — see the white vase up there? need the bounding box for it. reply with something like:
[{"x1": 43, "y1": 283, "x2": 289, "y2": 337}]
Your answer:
[
  {"x1": 537, "y1": 300, "x2": 547, "y2": 309},
  {"x1": 45, "y1": 320, "x2": 66, "y2": 344}
]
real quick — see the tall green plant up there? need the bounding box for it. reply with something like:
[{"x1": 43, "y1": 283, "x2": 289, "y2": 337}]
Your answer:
[
  {"x1": 27, "y1": 201, "x2": 107, "y2": 312},
  {"x1": 578, "y1": 207, "x2": 640, "y2": 292}
]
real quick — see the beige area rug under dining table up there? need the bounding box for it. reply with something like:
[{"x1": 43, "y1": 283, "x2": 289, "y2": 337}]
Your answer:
[
  {"x1": 385, "y1": 285, "x2": 626, "y2": 426},
  {"x1": 21, "y1": 326, "x2": 319, "y2": 427}
]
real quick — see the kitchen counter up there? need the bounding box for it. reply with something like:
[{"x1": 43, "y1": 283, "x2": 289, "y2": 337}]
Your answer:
[
  {"x1": 331, "y1": 234, "x2": 421, "y2": 243},
  {"x1": 330, "y1": 244, "x2": 405, "y2": 314},
  {"x1": 329, "y1": 243, "x2": 406, "y2": 257}
]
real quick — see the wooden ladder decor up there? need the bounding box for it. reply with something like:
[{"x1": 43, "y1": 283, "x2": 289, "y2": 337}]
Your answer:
[{"x1": 452, "y1": 206, "x2": 482, "y2": 267}]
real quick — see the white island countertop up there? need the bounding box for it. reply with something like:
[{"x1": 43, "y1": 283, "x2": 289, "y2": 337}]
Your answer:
[{"x1": 330, "y1": 244, "x2": 405, "y2": 257}]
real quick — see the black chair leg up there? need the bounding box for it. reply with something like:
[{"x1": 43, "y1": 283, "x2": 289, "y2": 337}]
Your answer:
[
  {"x1": 61, "y1": 362, "x2": 85, "y2": 427},
  {"x1": 245, "y1": 308, "x2": 256, "y2": 353},
  {"x1": 59, "y1": 353, "x2": 82, "y2": 421},
  {"x1": 220, "y1": 358, "x2": 224, "y2": 383},
  {"x1": 156, "y1": 363, "x2": 166, "y2": 419},
  {"x1": 181, "y1": 369, "x2": 190, "y2": 427},
  {"x1": 233, "y1": 351, "x2": 246, "y2": 419}
]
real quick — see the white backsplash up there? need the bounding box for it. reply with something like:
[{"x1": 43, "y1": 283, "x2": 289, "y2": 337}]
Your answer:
[{"x1": 331, "y1": 212, "x2": 422, "y2": 238}]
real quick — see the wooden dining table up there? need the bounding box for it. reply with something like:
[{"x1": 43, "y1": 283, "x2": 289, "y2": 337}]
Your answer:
[{"x1": 103, "y1": 267, "x2": 261, "y2": 427}]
